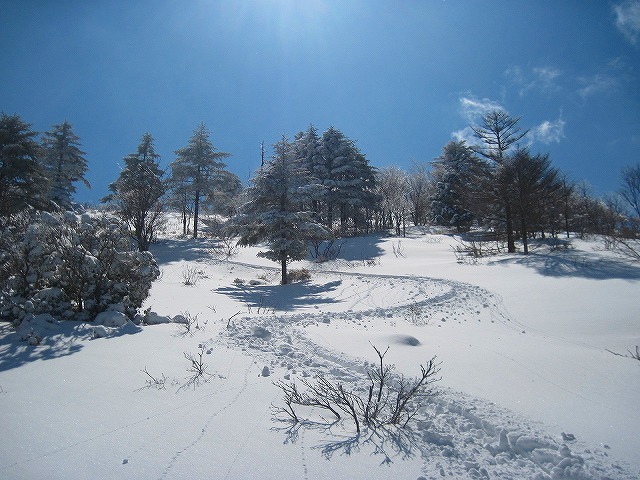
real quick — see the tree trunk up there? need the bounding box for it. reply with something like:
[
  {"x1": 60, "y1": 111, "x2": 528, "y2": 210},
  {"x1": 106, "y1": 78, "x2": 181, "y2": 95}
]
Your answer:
[
  {"x1": 520, "y1": 207, "x2": 529, "y2": 255},
  {"x1": 280, "y1": 251, "x2": 287, "y2": 285},
  {"x1": 193, "y1": 190, "x2": 200, "y2": 239},
  {"x1": 505, "y1": 204, "x2": 516, "y2": 253}
]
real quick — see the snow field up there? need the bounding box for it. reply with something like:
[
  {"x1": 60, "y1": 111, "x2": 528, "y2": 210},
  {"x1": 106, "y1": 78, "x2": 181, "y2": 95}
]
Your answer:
[{"x1": 1, "y1": 226, "x2": 639, "y2": 479}]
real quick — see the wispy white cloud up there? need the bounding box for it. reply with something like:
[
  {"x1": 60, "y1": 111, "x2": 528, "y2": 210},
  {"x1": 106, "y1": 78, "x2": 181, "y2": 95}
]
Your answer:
[
  {"x1": 505, "y1": 65, "x2": 562, "y2": 97},
  {"x1": 451, "y1": 126, "x2": 484, "y2": 147},
  {"x1": 458, "y1": 95, "x2": 505, "y2": 122},
  {"x1": 527, "y1": 117, "x2": 566, "y2": 145},
  {"x1": 452, "y1": 95, "x2": 506, "y2": 146},
  {"x1": 577, "y1": 73, "x2": 619, "y2": 99},
  {"x1": 613, "y1": 0, "x2": 640, "y2": 46}
]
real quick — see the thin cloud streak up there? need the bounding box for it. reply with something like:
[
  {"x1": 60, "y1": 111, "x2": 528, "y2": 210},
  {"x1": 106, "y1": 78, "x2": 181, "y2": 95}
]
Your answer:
[{"x1": 613, "y1": 0, "x2": 640, "y2": 45}]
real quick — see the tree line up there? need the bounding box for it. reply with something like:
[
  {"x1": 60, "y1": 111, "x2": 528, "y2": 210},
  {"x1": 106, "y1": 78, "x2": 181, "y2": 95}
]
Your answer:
[{"x1": 2, "y1": 110, "x2": 639, "y2": 268}]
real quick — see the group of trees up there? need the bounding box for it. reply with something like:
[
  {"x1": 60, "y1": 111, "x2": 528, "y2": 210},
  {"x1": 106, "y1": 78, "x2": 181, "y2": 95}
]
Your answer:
[
  {"x1": 105, "y1": 123, "x2": 242, "y2": 249},
  {"x1": 3, "y1": 110, "x2": 639, "y2": 288},
  {"x1": 231, "y1": 126, "x2": 379, "y2": 283},
  {"x1": 428, "y1": 110, "x2": 639, "y2": 255},
  {"x1": 0, "y1": 113, "x2": 89, "y2": 215}
]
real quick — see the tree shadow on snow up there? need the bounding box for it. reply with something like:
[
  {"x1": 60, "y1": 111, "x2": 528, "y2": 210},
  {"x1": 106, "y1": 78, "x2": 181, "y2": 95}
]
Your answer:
[
  {"x1": 488, "y1": 249, "x2": 640, "y2": 280},
  {"x1": 216, "y1": 280, "x2": 343, "y2": 312},
  {"x1": 0, "y1": 320, "x2": 142, "y2": 372},
  {"x1": 273, "y1": 419, "x2": 421, "y2": 465},
  {"x1": 313, "y1": 233, "x2": 386, "y2": 263},
  {"x1": 0, "y1": 321, "x2": 87, "y2": 372},
  {"x1": 150, "y1": 238, "x2": 219, "y2": 265}
]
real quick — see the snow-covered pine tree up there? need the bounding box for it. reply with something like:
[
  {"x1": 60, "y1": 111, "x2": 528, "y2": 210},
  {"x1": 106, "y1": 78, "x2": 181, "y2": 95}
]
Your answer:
[
  {"x1": 104, "y1": 133, "x2": 166, "y2": 251},
  {"x1": 430, "y1": 141, "x2": 480, "y2": 232},
  {"x1": 233, "y1": 135, "x2": 330, "y2": 284},
  {"x1": 171, "y1": 124, "x2": 237, "y2": 238},
  {"x1": 292, "y1": 125, "x2": 323, "y2": 218},
  {"x1": 0, "y1": 113, "x2": 48, "y2": 214},
  {"x1": 316, "y1": 127, "x2": 378, "y2": 233},
  {"x1": 40, "y1": 120, "x2": 89, "y2": 209}
]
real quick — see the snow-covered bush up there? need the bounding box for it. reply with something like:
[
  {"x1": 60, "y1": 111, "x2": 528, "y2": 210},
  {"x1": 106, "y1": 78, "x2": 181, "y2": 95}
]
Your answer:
[{"x1": 0, "y1": 210, "x2": 160, "y2": 324}]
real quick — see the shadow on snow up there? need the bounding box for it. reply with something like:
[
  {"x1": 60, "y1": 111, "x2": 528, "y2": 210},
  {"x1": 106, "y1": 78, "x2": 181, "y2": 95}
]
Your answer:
[
  {"x1": 488, "y1": 250, "x2": 640, "y2": 280},
  {"x1": 272, "y1": 418, "x2": 421, "y2": 466},
  {"x1": 216, "y1": 280, "x2": 343, "y2": 312},
  {"x1": 0, "y1": 320, "x2": 142, "y2": 372},
  {"x1": 149, "y1": 237, "x2": 219, "y2": 265}
]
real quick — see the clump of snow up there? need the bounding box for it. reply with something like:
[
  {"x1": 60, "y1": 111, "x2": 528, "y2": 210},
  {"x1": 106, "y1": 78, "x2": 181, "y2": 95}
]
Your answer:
[
  {"x1": 143, "y1": 311, "x2": 172, "y2": 325},
  {"x1": 94, "y1": 310, "x2": 128, "y2": 328}
]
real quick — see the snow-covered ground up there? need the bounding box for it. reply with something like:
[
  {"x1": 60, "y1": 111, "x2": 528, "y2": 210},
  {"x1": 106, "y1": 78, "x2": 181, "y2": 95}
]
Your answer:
[{"x1": 1, "y1": 223, "x2": 639, "y2": 479}]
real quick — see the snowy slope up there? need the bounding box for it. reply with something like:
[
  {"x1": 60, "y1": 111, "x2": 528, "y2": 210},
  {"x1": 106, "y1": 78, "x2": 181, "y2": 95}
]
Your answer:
[{"x1": 1, "y1": 225, "x2": 639, "y2": 479}]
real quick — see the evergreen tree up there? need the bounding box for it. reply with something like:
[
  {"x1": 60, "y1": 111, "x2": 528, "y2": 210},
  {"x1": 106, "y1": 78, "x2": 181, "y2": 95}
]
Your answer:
[
  {"x1": 0, "y1": 112, "x2": 48, "y2": 215},
  {"x1": 430, "y1": 141, "x2": 480, "y2": 232},
  {"x1": 104, "y1": 133, "x2": 165, "y2": 251},
  {"x1": 171, "y1": 123, "x2": 235, "y2": 238},
  {"x1": 232, "y1": 136, "x2": 330, "y2": 284},
  {"x1": 507, "y1": 149, "x2": 561, "y2": 254},
  {"x1": 40, "y1": 120, "x2": 89, "y2": 208},
  {"x1": 471, "y1": 110, "x2": 529, "y2": 252},
  {"x1": 316, "y1": 127, "x2": 378, "y2": 233}
]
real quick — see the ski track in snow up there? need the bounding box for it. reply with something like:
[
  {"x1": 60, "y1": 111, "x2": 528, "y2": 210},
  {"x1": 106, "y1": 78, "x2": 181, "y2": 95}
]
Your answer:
[{"x1": 213, "y1": 259, "x2": 638, "y2": 480}]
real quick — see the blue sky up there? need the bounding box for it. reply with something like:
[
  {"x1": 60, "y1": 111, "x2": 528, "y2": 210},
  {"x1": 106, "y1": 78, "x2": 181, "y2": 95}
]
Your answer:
[{"x1": 1, "y1": 0, "x2": 639, "y2": 204}]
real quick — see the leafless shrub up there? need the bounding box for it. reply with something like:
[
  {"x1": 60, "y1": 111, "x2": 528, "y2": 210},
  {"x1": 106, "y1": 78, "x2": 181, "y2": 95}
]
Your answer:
[
  {"x1": 246, "y1": 294, "x2": 276, "y2": 314},
  {"x1": 182, "y1": 264, "x2": 203, "y2": 286},
  {"x1": 210, "y1": 234, "x2": 239, "y2": 259},
  {"x1": 452, "y1": 237, "x2": 505, "y2": 263},
  {"x1": 310, "y1": 239, "x2": 345, "y2": 262},
  {"x1": 138, "y1": 367, "x2": 168, "y2": 390},
  {"x1": 273, "y1": 346, "x2": 440, "y2": 433},
  {"x1": 179, "y1": 345, "x2": 212, "y2": 390},
  {"x1": 606, "y1": 345, "x2": 640, "y2": 362},
  {"x1": 174, "y1": 311, "x2": 202, "y2": 337},
  {"x1": 288, "y1": 268, "x2": 311, "y2": 283}
]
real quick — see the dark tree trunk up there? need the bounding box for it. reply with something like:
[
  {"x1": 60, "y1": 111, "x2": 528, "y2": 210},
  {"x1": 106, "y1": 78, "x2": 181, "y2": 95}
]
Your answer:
[
  {"x1": 280, "y1": 251, "x2": 287, "y2": 285},
  {"x1": 193, "y1": 190, "x2": 200, "y2": 239}
]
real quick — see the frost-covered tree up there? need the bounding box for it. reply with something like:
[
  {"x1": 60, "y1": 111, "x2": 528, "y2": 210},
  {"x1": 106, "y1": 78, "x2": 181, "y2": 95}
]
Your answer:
[
  {"x1": 471, "y1": 110, "x2": 529, "y2": 252},
  {"x1": 316, "y1": 127, "x2": 378, "y2": 233},
  {"x1": 376, "y1": 165, "x2": 410, "y2": 236},
  {"x1": 407, "y1": 161, "x2": 431, "y2": 226},
  {"x1": 0, "y1": 210, "x2": 159, "y2": 323},
  {"x1": 232, "y1": 136, "x2": 330, "y2": 284},
  {"x1": 619, "y1": 163, "x2": 640, "y2": 219},
  {"x1": 292, "y1": 125, "x2": 323, "y2": 217},
  {"x1": 40, "y1": 121, "x2": 89, "y2": 208},
  {"x1": 104, "y1": 133, "x2": 166, "y2": 251},
  {"x1": 171, "y1": 124, "x2": 236, "y2": 238},
  {"x1": 0, "y1": 113, "x2": 48, "y2": 215},
  {"x1": 430, "y1": 141, "x2": 481, "y2": 232}
]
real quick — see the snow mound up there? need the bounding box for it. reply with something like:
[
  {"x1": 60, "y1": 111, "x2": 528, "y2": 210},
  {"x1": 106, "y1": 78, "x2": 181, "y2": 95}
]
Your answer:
[
  {"x1": 94, "y1": 310, "x2": 128, "y2": 327},
  {"x1": 389, "y1": 334, "x2": 421, "y2": 346}
]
